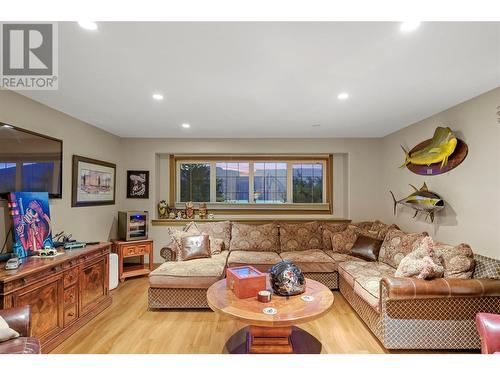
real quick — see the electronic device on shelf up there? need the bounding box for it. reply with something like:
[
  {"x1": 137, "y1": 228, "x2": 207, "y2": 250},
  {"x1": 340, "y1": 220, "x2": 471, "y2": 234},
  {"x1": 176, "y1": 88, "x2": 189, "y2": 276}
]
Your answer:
[
  {"x1": 118, "y1": 211, "x2": 149, "y2": 241},
  {"x1": 63, "y1": 241, "x2": 86, "y2": 250},
  {"x1": 5, "y1": 257, "x2": 21, "y2": 270}
]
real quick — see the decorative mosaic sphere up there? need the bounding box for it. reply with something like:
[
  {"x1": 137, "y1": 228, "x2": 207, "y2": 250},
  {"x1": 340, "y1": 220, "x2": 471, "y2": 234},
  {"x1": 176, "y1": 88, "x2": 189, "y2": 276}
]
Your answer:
[{"x1": 268, "y1": 260, "x2": 306, "y2": 296}]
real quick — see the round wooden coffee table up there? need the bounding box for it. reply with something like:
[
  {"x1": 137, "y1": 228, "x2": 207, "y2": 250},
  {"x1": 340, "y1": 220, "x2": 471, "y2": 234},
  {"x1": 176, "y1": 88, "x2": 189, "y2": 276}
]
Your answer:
[{"x1": 207, "y1": 278, "x2": 334, "y2": 354}]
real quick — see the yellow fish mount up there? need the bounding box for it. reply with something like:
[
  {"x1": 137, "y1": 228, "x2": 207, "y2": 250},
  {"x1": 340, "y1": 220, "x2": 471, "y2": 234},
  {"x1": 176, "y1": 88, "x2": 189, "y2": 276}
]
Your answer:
[
  {"x1": 400, "y1": 127, "x2": 457, "y2": 169},
  {"x1": 390, "y1": 183, "x2": 445, "y2": 223}
]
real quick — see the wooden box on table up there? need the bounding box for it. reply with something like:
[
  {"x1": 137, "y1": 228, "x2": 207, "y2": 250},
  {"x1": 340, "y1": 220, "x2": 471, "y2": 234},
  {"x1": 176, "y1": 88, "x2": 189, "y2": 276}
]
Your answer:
[{"x1": 226, "y1": 266, "x2": 266, "y2": 299}]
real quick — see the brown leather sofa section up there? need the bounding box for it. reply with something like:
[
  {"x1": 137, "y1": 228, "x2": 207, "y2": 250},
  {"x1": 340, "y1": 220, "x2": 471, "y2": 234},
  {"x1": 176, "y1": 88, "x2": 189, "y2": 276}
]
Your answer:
[
  {"x1": 381, "y1": 277, "x2": 500, "y2": 300},
  {"x1": 0, "y1": 305, "x2": 41, "y2": 354}
]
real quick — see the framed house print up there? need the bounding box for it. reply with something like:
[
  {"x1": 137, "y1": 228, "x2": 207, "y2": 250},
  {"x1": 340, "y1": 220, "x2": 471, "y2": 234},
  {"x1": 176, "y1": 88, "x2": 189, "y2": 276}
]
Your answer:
[
  {"x1": 72, "y1": 155, "x2": 116, "y2": 207},
  {"x1": 127, "y1": 170, "x2": 149, "y2": 199}
]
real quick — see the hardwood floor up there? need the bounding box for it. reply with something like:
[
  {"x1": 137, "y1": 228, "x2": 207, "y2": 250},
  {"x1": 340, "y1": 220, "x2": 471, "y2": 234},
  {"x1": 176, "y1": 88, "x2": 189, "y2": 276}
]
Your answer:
[{"x1": 50, "y1": 276, "x2": 474, "y2": 354}]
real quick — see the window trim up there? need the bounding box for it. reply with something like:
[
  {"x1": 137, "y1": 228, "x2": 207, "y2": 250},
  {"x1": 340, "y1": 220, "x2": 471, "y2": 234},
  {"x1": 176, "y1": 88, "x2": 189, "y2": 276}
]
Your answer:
[{"x1": 170, "y1": 154, "x2": 333, "y2": 214}]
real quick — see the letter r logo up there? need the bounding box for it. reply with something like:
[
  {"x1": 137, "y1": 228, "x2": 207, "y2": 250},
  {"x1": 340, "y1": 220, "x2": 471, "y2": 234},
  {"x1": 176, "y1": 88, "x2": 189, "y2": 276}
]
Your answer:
[{"x1": 2, "y1": 23, "x2": 53, "y2": 76}]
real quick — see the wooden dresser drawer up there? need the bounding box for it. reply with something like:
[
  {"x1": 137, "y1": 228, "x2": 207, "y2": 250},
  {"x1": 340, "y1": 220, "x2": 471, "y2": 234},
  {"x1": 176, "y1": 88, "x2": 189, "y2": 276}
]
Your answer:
[
  {"x1": 123, "y1": 245, "x2": 137, "y2": 256},
  {"x1": 64, "y1": 285, "x2": 78, "y2": 306},
  {"x1": 63, "y1": 267, "x2": 79, "y2": 287},
  {"x1": 64, "y1": 304, "x2": 78, "y2": 326},
  {"x1": 135, "y1": 245, "x2": 147, "y2": 255}
]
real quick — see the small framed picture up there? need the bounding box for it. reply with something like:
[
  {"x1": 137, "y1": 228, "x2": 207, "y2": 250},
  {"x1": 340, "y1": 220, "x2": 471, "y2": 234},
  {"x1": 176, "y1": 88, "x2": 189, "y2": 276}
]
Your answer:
[
  {"x1": 72, "y1": 155, "x2": 116, "y2": 207},
  {"x1": 127, "y1": 170, "x2": 149, "y2": 199}
]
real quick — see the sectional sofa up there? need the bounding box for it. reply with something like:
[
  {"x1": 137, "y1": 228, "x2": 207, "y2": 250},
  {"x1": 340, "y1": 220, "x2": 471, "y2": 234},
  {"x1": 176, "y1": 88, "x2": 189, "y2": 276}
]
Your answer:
[{"x1": 148, "y1": 220, "x2": 500, "y2": 350}]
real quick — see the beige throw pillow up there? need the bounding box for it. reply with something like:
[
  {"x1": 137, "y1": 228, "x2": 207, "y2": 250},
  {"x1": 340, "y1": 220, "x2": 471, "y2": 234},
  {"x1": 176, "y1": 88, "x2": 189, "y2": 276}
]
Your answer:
[
  {"x1": 395, "y1": 236, "x2": 444, "y2": 279},
  {"x1": 0, "y1": 316, "x2": 20, "y2": 343}
]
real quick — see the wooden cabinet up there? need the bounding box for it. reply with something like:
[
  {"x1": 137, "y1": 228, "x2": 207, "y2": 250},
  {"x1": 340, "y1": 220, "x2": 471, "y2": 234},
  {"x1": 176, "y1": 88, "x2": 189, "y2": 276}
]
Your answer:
[
  {"x1": 112, "y1": 239, "x2": 153, "y2": 282},
  {"x1": 80, "y1": 257, "x2": 108, "y2": 315},
  {"x1": 0, "y1": 244, "x2": 112, "y2": 353},
  {"x1": 15, "y1": 277, "x2": 64, "y2": 342}
]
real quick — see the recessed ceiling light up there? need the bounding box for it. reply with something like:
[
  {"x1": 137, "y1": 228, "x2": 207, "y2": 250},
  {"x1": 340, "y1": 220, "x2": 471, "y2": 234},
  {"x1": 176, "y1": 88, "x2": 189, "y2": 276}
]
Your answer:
[
  {"x1": 152, "y1": 93, "x2": 164, "y2": 101},
  {"x1": 182, "y1": 123, "x2": 191, "y2": 129},
  {"x1": 400, "y1": 21, "x2": 421, "y2": 33},
  {"x1": 337, "y1": 92, "x2": 349, "y2": 100},
  {"x1": 78, "y1": 21, "x2": 98, "y2": 31},
  {"x1": 2, "y1": 124, "x2": 13, "y2": 129}
]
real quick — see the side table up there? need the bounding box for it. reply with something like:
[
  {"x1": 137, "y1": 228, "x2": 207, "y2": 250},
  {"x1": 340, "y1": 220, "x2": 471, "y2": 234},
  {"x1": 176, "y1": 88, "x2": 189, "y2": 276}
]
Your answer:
[{"x1": 112, "y1": 239, "x2": 154, "y2": 282}]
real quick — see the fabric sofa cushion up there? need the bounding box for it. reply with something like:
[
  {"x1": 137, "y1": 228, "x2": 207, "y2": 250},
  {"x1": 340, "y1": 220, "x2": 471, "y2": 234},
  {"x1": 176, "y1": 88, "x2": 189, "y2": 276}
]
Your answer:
[
  {"x1": 351, "y1": 221, "x2": 374, "y2": 231},
  {"x1": 227, "y1": 251, "x2": 282, "y2": 273},
  {"x1": 473, "y1": 254, "x2": 500, "y2": 280},
  {"x1": 378, "y1": 228, "x2": 428, "y2": 269},
  {"x1": 362, "y1": 221, "x2": 399, "y2": 241},
  {"x1": 279, "y1": 221, "x2": 323, "y2": 252},
  {"x1": 230, "y1": 222, "x2": 279, "y2": 252},
  {"x1": 434, "y1": 242, "x2": 475, "y2": 279},
  {"x1": 185, "y1": 221, "x2": 232, "y2": 251},
  {"x1": 324, "y1": 251, "x2": 363, "y2": 270},
  {"x1": 338, "y1": 260, "x2": 396, "y2": 311},
  {"x1": 395, "y1": 236, "x2": 444, "y2": 279},
  {"x1": 330, "y1": 225, "x2": 359, "y2": 253},
  {"x1": 349, "y1": 234, "x2": 383, "y2": 262},
  {"x1": 154, "y1": 251, "x2": 228, "y2": 277},
  {"x1": 280, "y1": 249, "x2": 336, "y2": 273},
  {"x1": 322, "y1": 222, "x2": 348, "y2": 250}
]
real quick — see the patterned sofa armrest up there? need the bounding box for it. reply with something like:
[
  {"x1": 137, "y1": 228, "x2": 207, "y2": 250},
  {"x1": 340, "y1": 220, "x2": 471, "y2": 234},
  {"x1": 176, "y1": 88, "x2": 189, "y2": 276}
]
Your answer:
[
  {"x1": 160, "y1": 246, "x2": 176, "y2": 262},
  {"x1": 380, "y1": 277, "x2": 500, "y2": 301}
]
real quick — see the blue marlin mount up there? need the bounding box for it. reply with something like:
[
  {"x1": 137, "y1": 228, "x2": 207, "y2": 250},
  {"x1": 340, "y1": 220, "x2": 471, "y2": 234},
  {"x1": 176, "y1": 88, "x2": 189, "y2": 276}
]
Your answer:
[{"x1": 390, "y1": 183, "x2": 445, "y2": 223}]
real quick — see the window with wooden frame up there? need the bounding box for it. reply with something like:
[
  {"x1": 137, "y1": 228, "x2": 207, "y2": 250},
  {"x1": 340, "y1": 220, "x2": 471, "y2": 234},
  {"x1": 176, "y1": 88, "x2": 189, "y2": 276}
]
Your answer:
[{"x1": 170, "y1": 155, "x2": 333, "y2": 214}]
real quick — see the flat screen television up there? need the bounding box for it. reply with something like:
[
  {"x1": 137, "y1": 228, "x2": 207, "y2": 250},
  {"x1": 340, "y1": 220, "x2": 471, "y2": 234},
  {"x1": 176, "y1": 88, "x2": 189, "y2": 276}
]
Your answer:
[{"x1": 0, "y1": 123, "x2": 62, "y2": 199}]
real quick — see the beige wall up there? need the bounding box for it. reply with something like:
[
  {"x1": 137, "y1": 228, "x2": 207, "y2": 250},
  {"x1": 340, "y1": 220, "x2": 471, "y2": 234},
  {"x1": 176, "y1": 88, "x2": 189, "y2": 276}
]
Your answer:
[
  {"x1": 2, "y1": 87, "x2": 498, "y2": 262},
  {"x1": 119, "y1": 138, "x2": 383, "y2": 261},
  {"x1": 0, "y1": 91, "x2": 123, "y2": 249},
  {"x1": 379, "y1": 87, "x2": 500, "y2": 258}
]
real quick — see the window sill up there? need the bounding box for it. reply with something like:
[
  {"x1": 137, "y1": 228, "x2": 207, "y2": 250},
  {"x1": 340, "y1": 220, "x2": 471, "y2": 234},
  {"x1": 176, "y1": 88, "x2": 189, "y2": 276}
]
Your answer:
[{"x1": 151, "y1": 217, "x2": 350, "y2": 226}]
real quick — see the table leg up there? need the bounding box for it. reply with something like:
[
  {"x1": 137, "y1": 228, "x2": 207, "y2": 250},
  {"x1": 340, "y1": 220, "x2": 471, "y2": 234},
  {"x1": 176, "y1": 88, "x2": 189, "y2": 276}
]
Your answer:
[
  {"x1": 224, "y1": 326, "x2": 322, "y2": 354},
  {"x1": 248, "y1": 326, "x2": 293, "y2": 354}
]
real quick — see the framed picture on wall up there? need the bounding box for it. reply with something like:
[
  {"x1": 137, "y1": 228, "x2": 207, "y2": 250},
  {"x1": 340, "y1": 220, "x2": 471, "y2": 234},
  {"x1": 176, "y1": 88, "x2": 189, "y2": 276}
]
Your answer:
[
  {"x1": 72, "y1": 155, "x2": 116, "y2": 207},
  {"x1": 127, "y1": 170, "x2": 150, "y2": 199}
]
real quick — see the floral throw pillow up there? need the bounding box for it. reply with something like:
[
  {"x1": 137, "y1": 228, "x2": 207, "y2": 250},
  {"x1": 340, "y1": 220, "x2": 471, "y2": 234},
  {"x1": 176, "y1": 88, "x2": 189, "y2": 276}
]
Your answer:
[
  {"x1": 230, "y1": 222, "x2": 279, "y2": 252},
  {"x1": 185, "y1": 221, "x2": 231, "y2": 251},
  {"x1": 279, "y1": 221, "x2": 322, "y2": 252},
  {"x1": 322, "y1": 222, "x2": 348, "y2": 250},
  {"x1": 378, "y1": 228, "x2": 428, "y2": 269},
  {"x1": 395, "y1": 236, "x2": 444, "y2": 279},
  {"x1": 330, "y1": 225, "x2": 359, "y2": 254},
  {"x1": 434, "y1": 242, "x2": 475, "y2": 279}
]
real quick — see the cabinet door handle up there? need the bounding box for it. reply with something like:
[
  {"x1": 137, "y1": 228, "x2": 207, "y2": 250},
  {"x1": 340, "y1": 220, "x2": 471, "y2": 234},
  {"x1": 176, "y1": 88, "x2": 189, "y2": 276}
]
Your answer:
[
  {"x1": 67, "y1": 312, "x2": 74, "y2": 317},
  {"x1": 21, "y1": 277, "x2": 28, "y2": 285}
]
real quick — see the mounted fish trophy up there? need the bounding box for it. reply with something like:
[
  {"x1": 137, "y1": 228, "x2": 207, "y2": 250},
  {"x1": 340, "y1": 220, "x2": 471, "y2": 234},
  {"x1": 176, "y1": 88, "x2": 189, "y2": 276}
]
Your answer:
[
  {"x1": 400, "y1": 126, "x2": 468, "y2": 176},
  {"x1": 390, "y1": 183, "x2": 444, "y2": 222}
]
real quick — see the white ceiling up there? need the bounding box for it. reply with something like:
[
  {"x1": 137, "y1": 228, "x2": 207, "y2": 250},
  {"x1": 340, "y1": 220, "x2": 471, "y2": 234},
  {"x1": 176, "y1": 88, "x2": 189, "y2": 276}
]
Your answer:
[{"x1": 20, "y1": 22, "x2": 500, "y2": 138}]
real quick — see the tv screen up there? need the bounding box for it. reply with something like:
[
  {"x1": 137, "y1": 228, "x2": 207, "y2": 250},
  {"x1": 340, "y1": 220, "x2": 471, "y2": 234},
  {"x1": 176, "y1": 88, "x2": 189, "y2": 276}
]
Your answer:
[{"x1": 0, "y1": 123, "x2": 62, "y2": 198}]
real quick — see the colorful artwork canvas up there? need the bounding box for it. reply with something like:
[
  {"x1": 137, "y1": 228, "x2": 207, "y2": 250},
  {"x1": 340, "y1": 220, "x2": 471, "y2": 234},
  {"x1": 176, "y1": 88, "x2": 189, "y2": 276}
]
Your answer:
[{"x1": 7, "y1": 192, "x2": 53, "y2": 258}]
